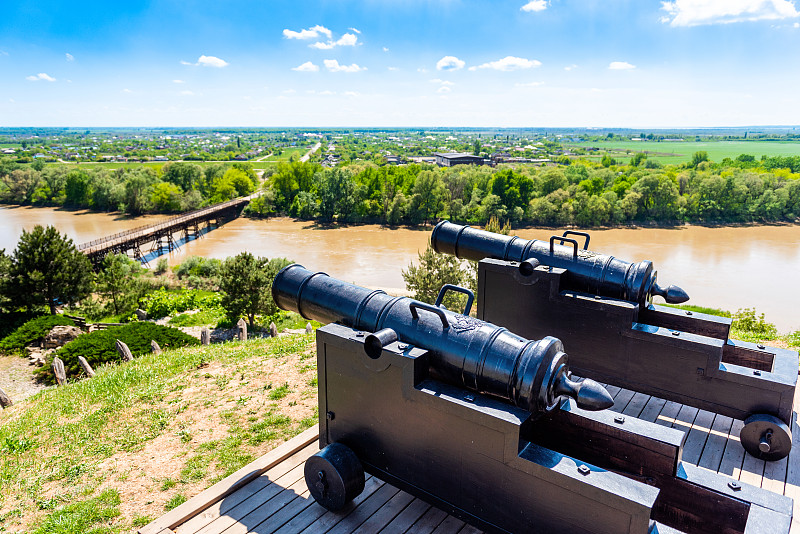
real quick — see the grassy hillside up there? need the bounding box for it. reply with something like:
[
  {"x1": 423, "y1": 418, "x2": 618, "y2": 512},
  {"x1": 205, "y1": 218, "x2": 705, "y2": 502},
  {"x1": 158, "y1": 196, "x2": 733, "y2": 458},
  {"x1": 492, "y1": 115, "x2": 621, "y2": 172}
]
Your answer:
[{"x1": 0, "y1": 334, "x2": 318, "y2": 534}]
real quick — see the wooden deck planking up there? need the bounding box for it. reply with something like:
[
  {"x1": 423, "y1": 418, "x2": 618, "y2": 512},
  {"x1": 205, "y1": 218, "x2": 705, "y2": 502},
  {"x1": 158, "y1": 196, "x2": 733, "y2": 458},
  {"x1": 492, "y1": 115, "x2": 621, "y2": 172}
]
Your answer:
[{"x1": 143, "y1": 386, "x2": 800, "y2": 534}]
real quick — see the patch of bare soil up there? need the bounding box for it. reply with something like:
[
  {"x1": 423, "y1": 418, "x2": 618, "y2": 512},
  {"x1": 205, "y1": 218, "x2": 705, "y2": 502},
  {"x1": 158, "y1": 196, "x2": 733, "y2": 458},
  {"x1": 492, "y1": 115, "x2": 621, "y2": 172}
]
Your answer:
[{"x1": 0, "y1": 355, "x2": 48, "y2": 404}]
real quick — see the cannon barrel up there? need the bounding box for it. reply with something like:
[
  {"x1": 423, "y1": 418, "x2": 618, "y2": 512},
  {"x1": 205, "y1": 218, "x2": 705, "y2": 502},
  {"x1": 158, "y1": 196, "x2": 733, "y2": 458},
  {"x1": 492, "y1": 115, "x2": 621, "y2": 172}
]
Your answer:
[
  {"x1": 431, "y1": 220, "x2": 689, "y2": 305},
  {"x1": 273, "y1": 264, "x2": 613, "y2": 414}
]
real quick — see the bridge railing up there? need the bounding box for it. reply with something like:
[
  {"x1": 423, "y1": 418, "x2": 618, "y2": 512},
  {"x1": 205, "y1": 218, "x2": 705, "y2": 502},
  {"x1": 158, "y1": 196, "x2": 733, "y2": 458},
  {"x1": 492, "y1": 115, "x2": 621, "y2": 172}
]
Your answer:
[{"x1": 77, "y1": 197, "x2": 249, "y2": 252}]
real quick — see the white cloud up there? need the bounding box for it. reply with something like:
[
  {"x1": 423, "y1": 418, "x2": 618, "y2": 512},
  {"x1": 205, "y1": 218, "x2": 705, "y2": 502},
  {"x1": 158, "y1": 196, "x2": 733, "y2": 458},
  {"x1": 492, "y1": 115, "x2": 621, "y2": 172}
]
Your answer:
[
  {"x1": 182, "y1": 56, "x2": 229, "y2": 67},
  {"x1": 661, "y1": 0, "x2": 800, "y2": 27},
  {"x1": 344, "y1": 91, "x2": 360, "y2": 97},
  {"x1": 292, "y1": 61, "x2": 320, "y2": 72},
  {"x1": 469, "y1": 56, "x2": 541, "y2": 71},
  {"x1": 173, "y1": 79, "x2": 185, "y2": 84},
  {"x1": 311, "y1": 33, "x2": 358, "y2": 50},
  {"x1": 515, "y1": 81, "x2": 544, "y2": 87},
  {"x1": 65, "y1": 53, "x2": 74, "y2": 62},
  {"x1": 436, "y1": 56, "x2": 465, "y2": 71},
  {"x1": 319, "y1": 90, "x2": 335, "y2": 95},
  {"x1": 198, "y1": 55, "x2": 228, "y2": 67},
  {"x1": 324, "y1": 59, "x2": 366, "y2": 72},
  {"x1": 180, "y1": 90, "x2": 195, "y2": 96},
  {"x1": 795, "y1": 21, "x2": 800, "y2": 26},
  {"x1": 429, "y1": 78, "x2": 455, "y2": 85},
  {"x1": 565, "y1": 64, "x2": 578, "y2": 71},
  {"x1": 521, "y1": 0, "x2": 548, "y2": 12},
  {"x1": 349, "y1": 27, "x2": 361, "y2": 34},
  {"x1": 26, "y1": 73, "x2": 56, "y2": 82},
  {"x1": 282, "y1": 89, "x2": 296, "y2": 94},
  {"x1": 383, "y1": 47, "x2": 390, "y2": 52},
  {"x1": 437, "y1": 86, "x2": 452, "y2": 93},
  {"x1": 122, "y1": 88, "x2": 132, "y2": 93},
  {"x1": 0, "y1": 50, "x2": 8, "y2": 56},
  {"x1": 283, "y1": 25, "x2": 332, "y2": 40},
  {"x1": 387, "y1": 66, "x2": 399, "y2": 71},
  {"x1": 609, "y1": 61, "x2": 636, "y2": 70}
]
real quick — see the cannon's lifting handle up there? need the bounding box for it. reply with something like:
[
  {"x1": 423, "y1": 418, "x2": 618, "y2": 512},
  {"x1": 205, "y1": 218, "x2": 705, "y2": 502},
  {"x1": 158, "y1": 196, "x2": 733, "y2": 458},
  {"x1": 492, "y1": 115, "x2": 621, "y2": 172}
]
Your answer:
[
  {"x1": 549, "y1": 235, "x2": 579, "y2": 260},
  {"x1": 435, "y1": 284, "x2": 475, "y2": 316},
  {"x1": 409, "y1": 301, "x2": 450, "y2": 330},
  {"x1": 562, "y1": 230, "x2": 590, "y2": 250}
]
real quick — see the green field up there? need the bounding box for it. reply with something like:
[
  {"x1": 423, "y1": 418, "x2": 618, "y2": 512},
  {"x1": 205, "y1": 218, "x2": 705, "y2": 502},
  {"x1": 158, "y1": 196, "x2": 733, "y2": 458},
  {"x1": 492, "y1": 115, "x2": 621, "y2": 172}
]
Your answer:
[
  {"x1": 29, "y1": 146, "x2": 313, "y2": 172},
  {"x1": 572, "y1": 140, "x2": 800, "y2": 164}
]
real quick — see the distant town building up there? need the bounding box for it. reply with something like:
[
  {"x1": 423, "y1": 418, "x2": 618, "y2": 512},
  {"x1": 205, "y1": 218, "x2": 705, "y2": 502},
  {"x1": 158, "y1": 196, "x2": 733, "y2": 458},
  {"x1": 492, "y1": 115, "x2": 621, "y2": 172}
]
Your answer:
[
  {"x1": 384, "y1": 155, "x2": 403, "y2": 165},
  {"x1": 434, "y1": 152, "x2": 485, "y2": 167}
]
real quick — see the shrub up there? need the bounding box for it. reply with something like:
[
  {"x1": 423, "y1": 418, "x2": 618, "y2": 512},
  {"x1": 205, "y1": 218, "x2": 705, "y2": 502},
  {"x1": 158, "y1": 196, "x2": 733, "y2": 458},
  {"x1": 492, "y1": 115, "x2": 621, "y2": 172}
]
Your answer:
[
  {"x1": 0, "y1": 315, "x2": 74, "y2": 355},
  {"x1": 39, "y1": 322, "x2": 199, "y2": 382},
  {"x1": 140, "y1": 288, "x2": 222, "y2": 319},
  {"x1": 730, "y1": 307, "x2": 778, "y2": 342}
]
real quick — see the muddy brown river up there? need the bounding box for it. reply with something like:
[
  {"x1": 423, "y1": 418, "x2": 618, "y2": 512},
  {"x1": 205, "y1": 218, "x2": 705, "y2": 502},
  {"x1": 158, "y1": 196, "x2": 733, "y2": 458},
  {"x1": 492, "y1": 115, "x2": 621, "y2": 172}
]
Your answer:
[{"x1": 2, "y1": 205, "x2": 799, "y2": 333}]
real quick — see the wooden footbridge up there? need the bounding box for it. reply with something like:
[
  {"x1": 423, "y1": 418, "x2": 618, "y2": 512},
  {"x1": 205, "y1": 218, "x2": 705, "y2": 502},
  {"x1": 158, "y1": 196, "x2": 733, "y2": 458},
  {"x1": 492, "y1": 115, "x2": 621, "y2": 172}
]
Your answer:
[{"x1": 78, "y1": 197, "x2": 251, "y2": 268}]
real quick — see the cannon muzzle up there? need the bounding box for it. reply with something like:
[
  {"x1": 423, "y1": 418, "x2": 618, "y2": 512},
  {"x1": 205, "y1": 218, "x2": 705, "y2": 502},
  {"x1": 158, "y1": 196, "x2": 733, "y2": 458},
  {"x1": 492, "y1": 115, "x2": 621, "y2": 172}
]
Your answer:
[
  {"x1": 431, "y1": 220, "x2": 689, "y2": 305},
  {"x1": 273, "y1": 264, "x2": 613, "y2": 413}
]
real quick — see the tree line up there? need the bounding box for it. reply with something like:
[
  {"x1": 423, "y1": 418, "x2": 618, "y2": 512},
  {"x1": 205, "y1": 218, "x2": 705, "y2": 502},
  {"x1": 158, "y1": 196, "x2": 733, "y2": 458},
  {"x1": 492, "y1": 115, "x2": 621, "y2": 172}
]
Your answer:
[
  {"x1": 253, "y1": 153, "x2": 800, "y2": 226},
  {"x1": 0, "y1": 161, "x2": 257, "y2": 214}
]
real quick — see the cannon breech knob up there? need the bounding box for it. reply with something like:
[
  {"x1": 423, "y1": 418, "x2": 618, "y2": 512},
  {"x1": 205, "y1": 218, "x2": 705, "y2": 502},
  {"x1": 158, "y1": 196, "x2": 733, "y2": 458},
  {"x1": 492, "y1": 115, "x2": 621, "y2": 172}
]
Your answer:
[
  {"x1": 740, "y1": 414, "x2": 792, "y2": 461},
  {"x1": 305, "y1": 443, "x2": 365, "y2": 511}
]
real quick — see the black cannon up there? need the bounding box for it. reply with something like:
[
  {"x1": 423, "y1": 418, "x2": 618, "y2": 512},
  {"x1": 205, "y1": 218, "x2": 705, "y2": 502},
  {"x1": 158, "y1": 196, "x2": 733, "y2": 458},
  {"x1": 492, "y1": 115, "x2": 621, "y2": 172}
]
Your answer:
[
  {"x1": 273, "y1": 265, "x2": 793, "y2": 533},
  {"x1": 430, "y1": 222, "x2": 797, "y2": 461},
  {"x1": 272, "y1": 263, "x2": 613, "y2": 415},
  {"x1": 431, "y1": 219, "x2": 689, "y2": 305}
]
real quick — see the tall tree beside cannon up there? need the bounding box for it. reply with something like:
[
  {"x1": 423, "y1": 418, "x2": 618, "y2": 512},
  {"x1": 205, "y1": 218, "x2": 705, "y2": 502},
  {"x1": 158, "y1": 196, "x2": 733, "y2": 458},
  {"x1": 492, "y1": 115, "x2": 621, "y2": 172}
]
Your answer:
[{"x1": 218, "y1": 252, "x2": 291, "y2": 329}]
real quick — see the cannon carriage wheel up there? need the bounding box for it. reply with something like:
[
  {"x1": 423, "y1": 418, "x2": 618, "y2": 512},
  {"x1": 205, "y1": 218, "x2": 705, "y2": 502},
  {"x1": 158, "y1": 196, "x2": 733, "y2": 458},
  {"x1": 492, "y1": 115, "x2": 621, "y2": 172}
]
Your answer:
[
  {"x1": 305, "y1": 442, "x2": 365, "y2": 511},
  {"x1": 740, "y1": 414, "x2": 792, "y2": 461}
]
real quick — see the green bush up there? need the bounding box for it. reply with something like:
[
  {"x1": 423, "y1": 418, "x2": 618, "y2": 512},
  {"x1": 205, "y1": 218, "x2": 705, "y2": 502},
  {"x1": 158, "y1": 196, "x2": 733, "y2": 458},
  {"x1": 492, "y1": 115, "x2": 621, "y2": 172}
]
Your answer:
[
  {"x1": 39, "y1": 322, "x2": 199, "y2": 382},
  {"x1": 174, "y1": 256, "x2": 222, "y2": 279},
  {"x1": 0, "y1": 315, "x2": 74, "y2": 355},
  {"x1": 730, "y1": 307, "x2": 778, "y2": 342},
  {"x1": 140, "y1": 288, "x2": 222, "y2": 319}
]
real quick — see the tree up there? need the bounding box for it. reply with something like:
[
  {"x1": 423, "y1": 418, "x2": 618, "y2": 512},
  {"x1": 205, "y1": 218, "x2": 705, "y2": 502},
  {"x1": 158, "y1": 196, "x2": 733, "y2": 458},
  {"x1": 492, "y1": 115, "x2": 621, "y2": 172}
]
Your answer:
[
  {"x1": 691, "y1": 151, "x2": 709, "y2": 168},
  {"x1": 10, "y1": 225, "x2": 93, "y2": 314},
  {"x1": 218, "y1": 253, "x2": 291, "y2": 328},
  {"x1": 96, "y1": 253, "x2": 143, "y2": 316},
  {"x1": 402, "y1": 243, "x2": 465, "y2": 310}
]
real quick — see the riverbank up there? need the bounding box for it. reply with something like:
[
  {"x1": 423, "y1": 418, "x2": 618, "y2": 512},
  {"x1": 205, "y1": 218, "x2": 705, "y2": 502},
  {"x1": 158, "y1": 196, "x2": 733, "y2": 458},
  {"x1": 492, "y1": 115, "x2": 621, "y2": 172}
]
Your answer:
[{"x1": 3, "y1": 205, "x2": 799, "y2": 332}]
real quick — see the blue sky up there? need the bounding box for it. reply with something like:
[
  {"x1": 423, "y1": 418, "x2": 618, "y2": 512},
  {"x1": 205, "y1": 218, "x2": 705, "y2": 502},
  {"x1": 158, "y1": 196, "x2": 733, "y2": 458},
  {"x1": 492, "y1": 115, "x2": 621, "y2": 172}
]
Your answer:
[{"x1": 1, "y1": 0, "x2": 799, "y2": 127}]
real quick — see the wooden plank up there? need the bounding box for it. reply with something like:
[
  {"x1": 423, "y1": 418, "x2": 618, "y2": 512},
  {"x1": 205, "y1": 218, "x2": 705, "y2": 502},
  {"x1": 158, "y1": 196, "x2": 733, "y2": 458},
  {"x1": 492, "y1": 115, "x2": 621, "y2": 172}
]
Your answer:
[
  {"x1": 218, "y1": 471, "x2": 309, "y2": 534},
  {"x1": 739, "y1": 446, "x2": 766, "y2": 488},
  {"x1": 717, "y1": 419, "x2": 746, "y2": 480},
  {"x1": 784, "y1": 402, "x2": 800, "y2": 530},
  {"x1": 638, "y1": 396, "x2": 668, "y2": 423},
  {"x1": 252, "y1": 490, "x2": 315, "y2": 534},
  {"x1": 431, "y1": 515, "x2": 466, "y2": 534},
  {"x1": 194, "y1": 462, "x2": 306, "y2": 534},
  {"x1": 176, "y1": 442, "x2": 318, "y2": 534},
  {"x1": 297, "y1": 477, "x2": 387, "y2": 534},
  {"x1": 352, "y1": 490, "x2": 415, "y2": 534},
  {"x1": 604, "y1": 384, "x2": 622, "y2": 399},
  {"x1": 667, "y1": 404, "x2": 699, "y2": 437},
  {"x1": 680, "y1": 409, "x2": 715, "y2": 465},
  {"x1": 274, "y1": 476, "x2": 383, "y2": 534},
  {"x1": 378, "y1": 498, "x2": 432, "y2": 534},
  {"x1": 325, "y1": 483, "x2": 401, "y2": 534},
  {"x1": 140, "y1": 426, "x2": 319, "y2": 534},
  {"x1": 697, "y1": 414, "x2": 733, "y2": 473},
  {"x1": 409, "y1": 507, "x2": 449, "y2": 534},
  {"x1": 621, "y1": 392, "x2": 651, "y2": 418},
  {"x1": 609, "y1": 387, "x2": 635, "y2": 413},
  {"x1": 654, "y1": 400, "x2": 684, "y2": 429},
  {"x1": 762, "y1": 454, "x2": 788, "y2": 496}
]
